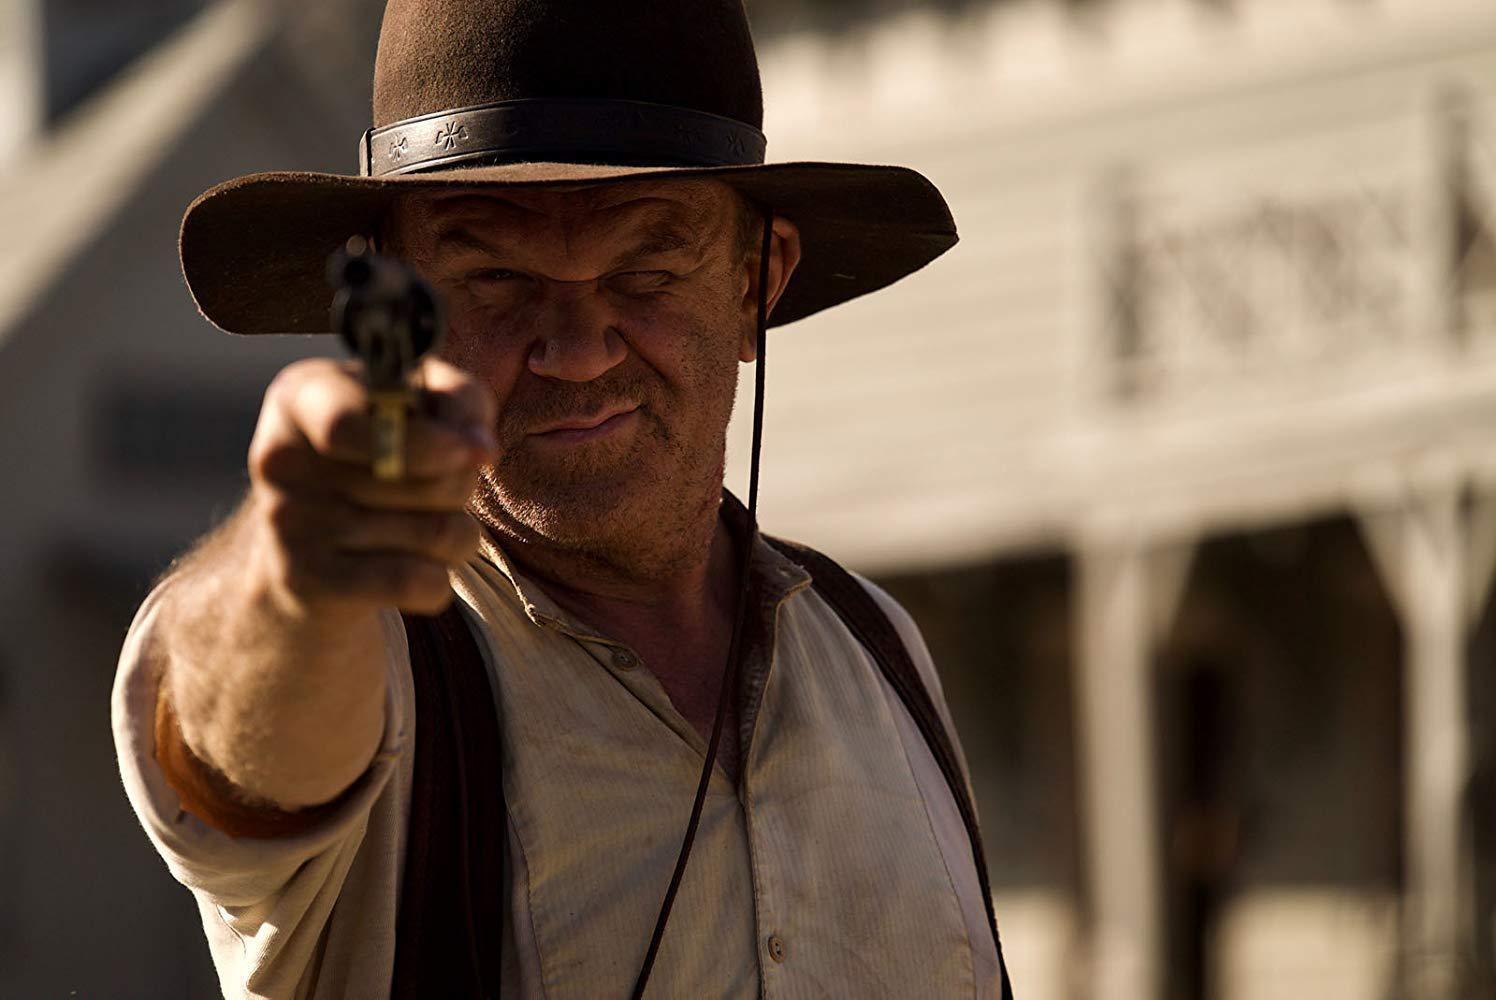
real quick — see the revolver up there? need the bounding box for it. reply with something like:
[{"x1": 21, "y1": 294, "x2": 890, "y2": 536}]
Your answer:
[{"x1": 328, "y1": 237, "x2": 444, "y2": 480}]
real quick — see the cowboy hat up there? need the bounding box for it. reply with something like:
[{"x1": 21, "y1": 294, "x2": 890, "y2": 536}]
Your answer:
[{"x1": 179, "y1": 0, "x2": 958, "y2": 335}]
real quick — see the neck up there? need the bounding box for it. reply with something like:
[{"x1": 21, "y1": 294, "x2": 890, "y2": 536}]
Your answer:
[{"x1": 483, "y1": 489, "x2": 740, "y2": 639}]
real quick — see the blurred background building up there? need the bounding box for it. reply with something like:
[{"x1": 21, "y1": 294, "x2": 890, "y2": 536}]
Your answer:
[{"x1": 0, "y1": 0, "x2": 1491, "y2": 997}]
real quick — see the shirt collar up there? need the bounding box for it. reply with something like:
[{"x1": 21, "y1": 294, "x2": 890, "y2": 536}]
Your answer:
[
  {"x1": 472, "y1": 491, "x2": 811, "y2": 639},
  {"x1": 473, "y1": 530, "x2": 582, "y2": 633}
]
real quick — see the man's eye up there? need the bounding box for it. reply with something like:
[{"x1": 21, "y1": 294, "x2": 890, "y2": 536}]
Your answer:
[
  {"x1": 608, "y1": 270, "x2": 673, "y2": 294},
  {"x1": 469, "y1": 269, "x2": 521, "y2": 284}
]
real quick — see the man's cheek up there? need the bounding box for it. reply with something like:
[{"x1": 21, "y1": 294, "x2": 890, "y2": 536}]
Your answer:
[{"x1": 440, "y1": 317, "x2": 523, "y2": 385}]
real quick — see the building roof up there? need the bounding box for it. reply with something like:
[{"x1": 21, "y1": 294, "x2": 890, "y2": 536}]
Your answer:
[{"x1": 0, "y1": 0, "x2": 272, "y2": 344}]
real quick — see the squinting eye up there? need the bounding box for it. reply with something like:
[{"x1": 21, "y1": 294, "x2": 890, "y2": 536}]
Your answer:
[
  {"x1": 469, "y1": 269, "x2": 521, "y2": 285},
  {"x1": 608, "y1": 270, "x2": 673, "y2": 294}
]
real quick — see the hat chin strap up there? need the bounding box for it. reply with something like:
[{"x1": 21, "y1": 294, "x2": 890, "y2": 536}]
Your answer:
[{"x1": 630, "y1": 208, "x2": 773, "y2": 999}]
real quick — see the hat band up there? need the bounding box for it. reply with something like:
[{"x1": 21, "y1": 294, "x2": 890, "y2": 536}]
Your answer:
[{"x1": 359, "y1": 98, "x2": 768, "y2": 177}]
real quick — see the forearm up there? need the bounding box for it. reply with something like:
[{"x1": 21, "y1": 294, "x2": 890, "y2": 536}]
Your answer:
[
  {"x1": 143, "y1": 356, "x2": 490, "y2": 824},
  {"x1": 156, "y1": 505, "x2": 390, "y2": 811}
]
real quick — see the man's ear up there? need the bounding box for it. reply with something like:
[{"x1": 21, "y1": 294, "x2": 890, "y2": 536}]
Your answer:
[{"x1": 740, "y1": 215, "x2": 803, "y2": 363}]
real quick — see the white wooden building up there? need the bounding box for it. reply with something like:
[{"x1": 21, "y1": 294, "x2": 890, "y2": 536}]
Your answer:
[
  {"x1": 734, "y1": 1, "x2": 1496, "y2": 998},
  {"x1": 0, "y1": 0, "x2": 1491, "y2": 997}
]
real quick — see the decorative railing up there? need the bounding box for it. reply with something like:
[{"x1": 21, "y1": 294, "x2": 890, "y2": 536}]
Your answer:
[{"x1": 1097, "y1": 89, "x2": 1496, "y2": 403}]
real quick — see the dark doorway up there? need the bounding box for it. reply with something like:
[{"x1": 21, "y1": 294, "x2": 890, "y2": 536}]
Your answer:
[{"x1": 1155, "y1": 516, "x2": 1403, "y2": 1000}]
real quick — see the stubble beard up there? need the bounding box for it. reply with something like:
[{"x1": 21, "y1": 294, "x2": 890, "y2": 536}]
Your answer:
[{"x1": 467, "y1": 355, "x2": 740, "y2": 581}]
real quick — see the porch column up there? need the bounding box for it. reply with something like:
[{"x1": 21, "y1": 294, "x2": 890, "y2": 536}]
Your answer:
[
  {"x1": 1357, "y1": 472, "x2": 1477, "y2": 1000},
  {"x1": 1405, "y1": 486, "x2": 1468, "y2": 1000},
  {"x1": 1075, "y1": 540, "x2": 1166, "y2": 1000}
]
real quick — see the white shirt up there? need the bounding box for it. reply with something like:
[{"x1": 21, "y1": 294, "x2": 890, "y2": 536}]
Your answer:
[{"x1": 111, "y1": 531, "x2": 1003, "y2": 998}]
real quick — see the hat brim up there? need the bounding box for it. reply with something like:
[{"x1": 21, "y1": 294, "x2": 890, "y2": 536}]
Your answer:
[{"x1": 179, "y1": 160, "x2": 957, "y2": 334}]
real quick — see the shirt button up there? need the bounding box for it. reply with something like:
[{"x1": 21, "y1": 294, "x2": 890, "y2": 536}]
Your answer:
[
  {"x1": 766, "y1": 934, "x2": 786, "y2": 963},
  {"x1": 611, "y1": 648, "x2": 638, "y2": 670}
]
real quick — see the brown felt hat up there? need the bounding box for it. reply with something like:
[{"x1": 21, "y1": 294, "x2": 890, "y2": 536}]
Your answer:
[{"x1": 180, "y1": 0, "x2": 959, "y2": 334}]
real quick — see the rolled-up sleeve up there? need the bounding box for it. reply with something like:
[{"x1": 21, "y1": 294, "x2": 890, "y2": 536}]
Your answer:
[{"x1": 110, "y1": 581, "x2": 412, "y2": 999}]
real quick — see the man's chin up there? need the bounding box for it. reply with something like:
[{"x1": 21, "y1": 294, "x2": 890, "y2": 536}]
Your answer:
[
  {"x1": 481, "y1": 462, "x2": 658, "y2": 547},
  {"x1": 499, "y1": 487, "x2": 631, "y2": 544}
]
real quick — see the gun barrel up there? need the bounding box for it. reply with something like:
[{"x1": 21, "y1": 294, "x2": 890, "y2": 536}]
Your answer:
[{"x1": 327, "y1": 240, "x2": 445, "y2": 480}]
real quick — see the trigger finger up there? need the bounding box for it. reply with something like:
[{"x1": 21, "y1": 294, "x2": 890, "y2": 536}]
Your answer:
[
  {"x1": 398, "y1": 417, "x2": 494, "y2": 478},
  {"x1": 345, "y1": 466, "x2": 480, "y2": 512},
  {"x1": 418, "y1": 358, "x2": 498, "y2": 435}
]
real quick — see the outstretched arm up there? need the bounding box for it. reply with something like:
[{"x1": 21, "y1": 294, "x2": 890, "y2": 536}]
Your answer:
[{"x1": 151, "y1": 356, "x2": 496, "y2": 826}]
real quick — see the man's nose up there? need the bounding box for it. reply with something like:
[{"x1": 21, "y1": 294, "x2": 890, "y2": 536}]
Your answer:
[{"x1": 526, "y1": 283, "x2": 627, "y2": 382}]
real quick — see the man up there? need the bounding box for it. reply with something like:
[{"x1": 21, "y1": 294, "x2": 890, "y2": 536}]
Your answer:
[{"x1": 111, "y1": 0, "x2": 1014, "y2": 997}]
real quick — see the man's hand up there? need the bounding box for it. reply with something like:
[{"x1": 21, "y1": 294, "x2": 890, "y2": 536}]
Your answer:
[
  {"x1": 246, "y1": 355, "x2": 497, "y2": 617},
  {"x1": 150, "y1": 355, "x2": 496, "y2": 824}
]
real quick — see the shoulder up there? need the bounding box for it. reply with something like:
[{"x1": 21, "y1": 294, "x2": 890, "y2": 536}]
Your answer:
[
  {"x1": 771, "y1": 539, "x2": 960, "y2": 736},
  {"x1": 850, "y1": 573, "x2": 925, "y2": 660},
  {"x1": 845, "y1": 571, "x2": 959, "y2": 732}
]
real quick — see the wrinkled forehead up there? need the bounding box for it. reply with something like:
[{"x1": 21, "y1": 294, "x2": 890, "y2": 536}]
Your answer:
[{"x1": 390, "y1": 178, "x2": 741, "y2": 248}]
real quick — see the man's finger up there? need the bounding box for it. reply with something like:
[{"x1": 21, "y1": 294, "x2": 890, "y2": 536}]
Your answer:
[
  {"x1": 419, "y1": 357, "x2": 498, "y2": 444},
  {"x1": 303, "y1": 550, "x2": 456, "y2": 615},
  {"x1": 281, "y1": 362, "x2": 378, "y2": 463},
  {"x1": 399, "y1": 417, "x2": 496, "y2": 477},
  {"x1": 253, "y1": 416, "x2": 485, "y2": 493},
  {"x1": 335, "y1": 509, "x2": 481, "y2": 564},
  {"x1": 270, "y1": 374, "x2": 489, "y2": 477},
  {"x1": 342, "y1": 467, "x2": 481, "y2": 513}
]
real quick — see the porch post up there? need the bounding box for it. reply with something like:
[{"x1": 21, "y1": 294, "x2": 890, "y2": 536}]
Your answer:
[
  {"x1": 1357, "y1": 474, "x2": 1472, "y2": 1000},
  {"x1": 1076, "y1": 540, "x2": 1164, "y2": 1000}
]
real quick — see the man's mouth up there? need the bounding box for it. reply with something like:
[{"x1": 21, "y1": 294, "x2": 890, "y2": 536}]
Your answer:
[{"x1": 527, "y1": 404, "x2": 641, "y2": 444}]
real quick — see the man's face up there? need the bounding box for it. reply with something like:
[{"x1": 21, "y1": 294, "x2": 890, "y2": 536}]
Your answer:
[{"x1": 390, "y1": 180, "x2": 763, "y2": 557}]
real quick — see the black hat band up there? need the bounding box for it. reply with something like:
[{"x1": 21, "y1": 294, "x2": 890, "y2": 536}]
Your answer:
[{"x1": 360, "y1": 98, "x2": 769, "y2": 177}]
